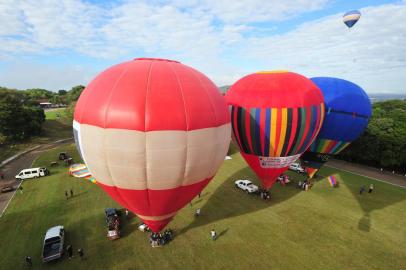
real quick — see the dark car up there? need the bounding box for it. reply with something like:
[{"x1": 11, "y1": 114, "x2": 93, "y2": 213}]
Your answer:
[
  {"x1": 58, "y1": 152, "x2": 68, "y2": 161},
  {"x1": 1, "y1": 186, "x2": 14, "y2": 193},
  {"x1": 42, "y1": 225, "x2": 65, "y2": 262},
  {"x1": 105, "y1": 208, "x2": 120, "y2": 240}
]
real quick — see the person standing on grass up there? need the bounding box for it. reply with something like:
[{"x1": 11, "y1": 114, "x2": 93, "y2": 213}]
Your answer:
[
  {"x1": 19, "y1": 186, "x2": 23, "y2": 194},
  {"x1": 65, "y1": 191, "x2": 68, "y2": 200},
  {"x1": 70, "y1": 189, "x2": 73, "y2": 197},
  {"x1": 359, "y1": 185, "x2": 365, "y2": 195},
  {"x1": 210, "y1": 229, "x2": 217, "y2": 241},
  {"x1": 78, "y1": 248, "x2": 84, "y2": 260},
  {"x1": 25, "y1": 256, "x2": 32, "y2": 267},
  {"x1": 66, "y1": 245, "x2": 73, "y2": 259},
  {"x1": 368, "y1": 184, "x2": 374, "y2": 193}
]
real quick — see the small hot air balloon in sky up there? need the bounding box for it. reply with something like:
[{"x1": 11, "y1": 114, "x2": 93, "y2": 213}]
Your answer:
[
  {"x1": 73, "y1": 58, "x2": 231, "y2": 232},
  {"x1": 226, "y1": 71, "x2": 325, "y2": 190},
  {"x1": 301, "y1": 77, "x2": 372, "y2": 178},
  {"x1": 343, "y1": 10, "x2": 361, "y2": 28}
]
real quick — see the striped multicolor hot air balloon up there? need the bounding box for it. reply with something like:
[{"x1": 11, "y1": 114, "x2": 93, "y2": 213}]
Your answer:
[
  {"x1": 301, "y1": 77, "x2": 371, "y2": 178},
  {"x1": 73, "y1": 58, "x2": 231, "y2": 232},
  {"x1": 226, "y1": 71, "x2": 324, "y2": 190},
  {"x1": 343, "y1": 10, "x2": 361, "y2": 28}
]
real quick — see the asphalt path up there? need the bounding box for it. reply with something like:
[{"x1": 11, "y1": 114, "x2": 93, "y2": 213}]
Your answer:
[{"x1": 0, "y1": 139, "x2": 73, "y2": 217}]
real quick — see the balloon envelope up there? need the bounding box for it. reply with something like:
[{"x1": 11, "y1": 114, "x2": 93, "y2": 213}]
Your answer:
[
  {"x1": 74, "y1": 58, "x2": 231, "y2": 232},
  {"x1": 301, "y1": 77, "x2": 371, "y2": 178},
  {"x1": 226, "y1": 71, "x2": 324, "y2": 189},
  {"x1": 343, "y1": 10, "x2": 361, "y2": 28}
]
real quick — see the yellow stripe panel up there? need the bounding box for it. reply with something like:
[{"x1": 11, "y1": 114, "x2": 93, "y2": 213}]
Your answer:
[
  {"x1": 343, "y1": 14, "x2": 361, "y2": 22},
  {"x1": 269, "y1": 108, "x2": 277, "y2": 156},
  {"x1": 275, "y1": 108, "x2": 287, "y2": 156}
]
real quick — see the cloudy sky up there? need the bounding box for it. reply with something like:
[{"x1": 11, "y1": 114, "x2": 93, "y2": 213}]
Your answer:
[{"x1": 0, "y1": 0, "x2": 405, "y2": 94}]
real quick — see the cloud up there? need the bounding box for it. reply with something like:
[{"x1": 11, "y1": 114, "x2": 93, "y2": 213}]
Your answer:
[
  {"x1": 194, "y1": 0, "x2": 332, "y2": 23},
  {"x1": 0, "y1": 63, "x2": 97, "y2": 90},
  {"x1": 236, "y1": 3, "x2": 406, "y2": 93},
  {"x1": 0, "y1": 1, "x2": 405, "y2": 93}
]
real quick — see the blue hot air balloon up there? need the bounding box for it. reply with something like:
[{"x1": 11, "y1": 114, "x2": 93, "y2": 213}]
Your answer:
[
  {"x1": 301, "y1": 77, "x2": 372, "y2": 178},
  {"x1": 343, "y1": 10, "x2": 361, "y2": 28}
]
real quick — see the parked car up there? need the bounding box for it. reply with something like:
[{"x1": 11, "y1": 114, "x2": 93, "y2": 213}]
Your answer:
[
  {"x1": 42, "y1": 225, "x2": 65, "y2": 262},
  {"x1": 15, "y1": 167, "x2": 49, "y2": 180},
  {"x1": 58, "y1": 152, "x2": 68, "y2": 160},
  {"x1": 289, "y1": 163, "x2": 305, "y2": 173},
  {"x1": 235, "y1": 180, "x2": 259, "y2": 194},
  {"x1": 1, "y1": 186, "x2": 14, "y2": 193},
  {"x1": 105, "y1": 208, "x2": 120, "y2": 240}
]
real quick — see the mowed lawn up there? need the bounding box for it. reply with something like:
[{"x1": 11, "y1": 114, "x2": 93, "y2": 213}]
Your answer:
[{"x1": 0, "y1": 144, "x2": 405, "y2": 270}]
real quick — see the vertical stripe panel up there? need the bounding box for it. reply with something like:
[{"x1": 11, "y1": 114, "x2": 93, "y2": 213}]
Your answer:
[
  {"x1": 237, "y1": 107, "x2": 249, "y2": 153},
  {"x1": 249, "y1": 108, "x2": 257, "y2": 154},
  {"x1": 299, "y1": 106, "x2": 316, "y2": 153},
  {"x1": 260, "y1": 108, "x2": 266, "y2": 155},
  {"x1": 270, "y1": 108, "x2": 277, "y2": 156},
  {"x1": 245, "y1": 107, "x2": 254, "y2": 154},
  {"x1": 296, "y1": 106, "x2": 310, "y2": 153},
  {"x1": 276, "y1": 108, "x2": 287, "y2": 156},
  {"x1": 254, "y1": 108, "x2": 262, "y2": 155},
  {"x1": 264, "y1": 108, "x2": 271, "y2": 156},
  {"x1": 287, "y1": 107, "x2": 300, "y2": 155},
  {"x1": 280, "y1": 108, "x2": 292, "y2": 156},
  {"x1": 274, "y1": 108, "x2": 282, "y2": 156}
]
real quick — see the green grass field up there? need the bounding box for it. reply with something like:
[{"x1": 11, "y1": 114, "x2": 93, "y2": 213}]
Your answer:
[
  {"x1": 0, "y1": 108, "x2": 72, "y2": 162},
  {"x1": 0, "y1": 144, "x2": 405, "y2": 270}
]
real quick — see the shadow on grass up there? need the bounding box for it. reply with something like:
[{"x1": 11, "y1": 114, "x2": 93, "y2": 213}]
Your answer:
[
  {"x1": 318, "y1": 169, "x2": 406, "y2": 233},
  {"x1": 179, "y1": 167, "x2": 302, "y2": 235}
]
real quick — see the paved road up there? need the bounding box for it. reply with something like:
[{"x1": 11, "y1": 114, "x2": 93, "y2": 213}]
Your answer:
[
  {"x1": 0, "y1": 140, "x2": 73, "y2": 216},
  {"x1": 327, "y1": 159, "x2": 406, "y2": 188}
]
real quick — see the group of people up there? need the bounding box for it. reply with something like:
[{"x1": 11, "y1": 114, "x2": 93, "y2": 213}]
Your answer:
[
  {"x1": 66, "y1": 245, "x2": 85, "y2": 260},
  {"x1": 359, "y1": 184, "x2": 374, "y2": 194},
  {"x1": 278, "y1": 175, "x2": 290, "y2": 186},
  {"x1": 149, "y1": 229, "x2": 174, "y2": 247},
  {"x1": 260, "y1": 189, "x2": 270, "y2": 200},
  {"x1": 298, "y1": 179, "x2": 311, "y2": 191}
]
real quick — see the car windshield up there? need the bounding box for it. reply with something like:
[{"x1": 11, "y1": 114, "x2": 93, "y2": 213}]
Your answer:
[
  {"x1": 45, "y1": 236, "x2": 60, "y2": 244},
  {"x1": 246, "y1": 183, "x2": 252, "y2": 186}
]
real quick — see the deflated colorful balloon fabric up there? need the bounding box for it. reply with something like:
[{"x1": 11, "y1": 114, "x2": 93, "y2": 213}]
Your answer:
[
  {"x1": 69, "y1": 164, "x2": 97, "y2": 183},
  {"x1": 74, "y1": 58, "x2": 231, "y2": 232}
]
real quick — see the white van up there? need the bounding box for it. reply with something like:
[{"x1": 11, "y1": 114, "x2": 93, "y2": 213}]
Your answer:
[{"x1": 15, "y1": 167, "x2": 49, "y2": 180}]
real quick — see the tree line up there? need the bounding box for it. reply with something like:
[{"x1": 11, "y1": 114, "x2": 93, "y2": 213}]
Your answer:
[
  {"x1": 338, "y1": 99, "x2": 406, "y2": 172},
  {"x1": 0, "y1": 85, "x2": 84, "y2": 143}
]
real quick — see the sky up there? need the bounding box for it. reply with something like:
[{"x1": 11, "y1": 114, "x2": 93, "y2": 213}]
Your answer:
[{"x1": 0, "y1": 0, "x2": 405, "y2": 94}]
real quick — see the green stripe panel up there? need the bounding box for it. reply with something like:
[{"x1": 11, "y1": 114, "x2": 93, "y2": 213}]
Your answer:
[{"x1": 249, "y1": 108, "x2": 258, "y2": 154}]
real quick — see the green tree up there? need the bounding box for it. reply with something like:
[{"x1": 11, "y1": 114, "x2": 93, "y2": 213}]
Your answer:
[
  {"x1": 0, "y1": 88, "x2": 45, "y2": 141},
  {"x1": 339, "y1": 99, "x2": 406, "y2": 172},
  {"x1": 67, "y1": 85, "x2": 85, "y2": 103}
]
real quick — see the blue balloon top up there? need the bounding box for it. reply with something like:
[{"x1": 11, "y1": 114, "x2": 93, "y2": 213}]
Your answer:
[{"x1": 311, "y1": 77, "x2": 371, "y2": 142}]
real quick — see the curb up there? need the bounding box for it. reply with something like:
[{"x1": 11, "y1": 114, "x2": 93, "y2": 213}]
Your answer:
[{"x1": 0, "y1": 138, "x2": 73, "y2": 168}]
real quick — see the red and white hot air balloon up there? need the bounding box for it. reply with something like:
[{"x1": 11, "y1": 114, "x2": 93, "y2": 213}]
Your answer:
[{"x1": 73, "y1": 58, "x2": 231, "y2": 232}]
